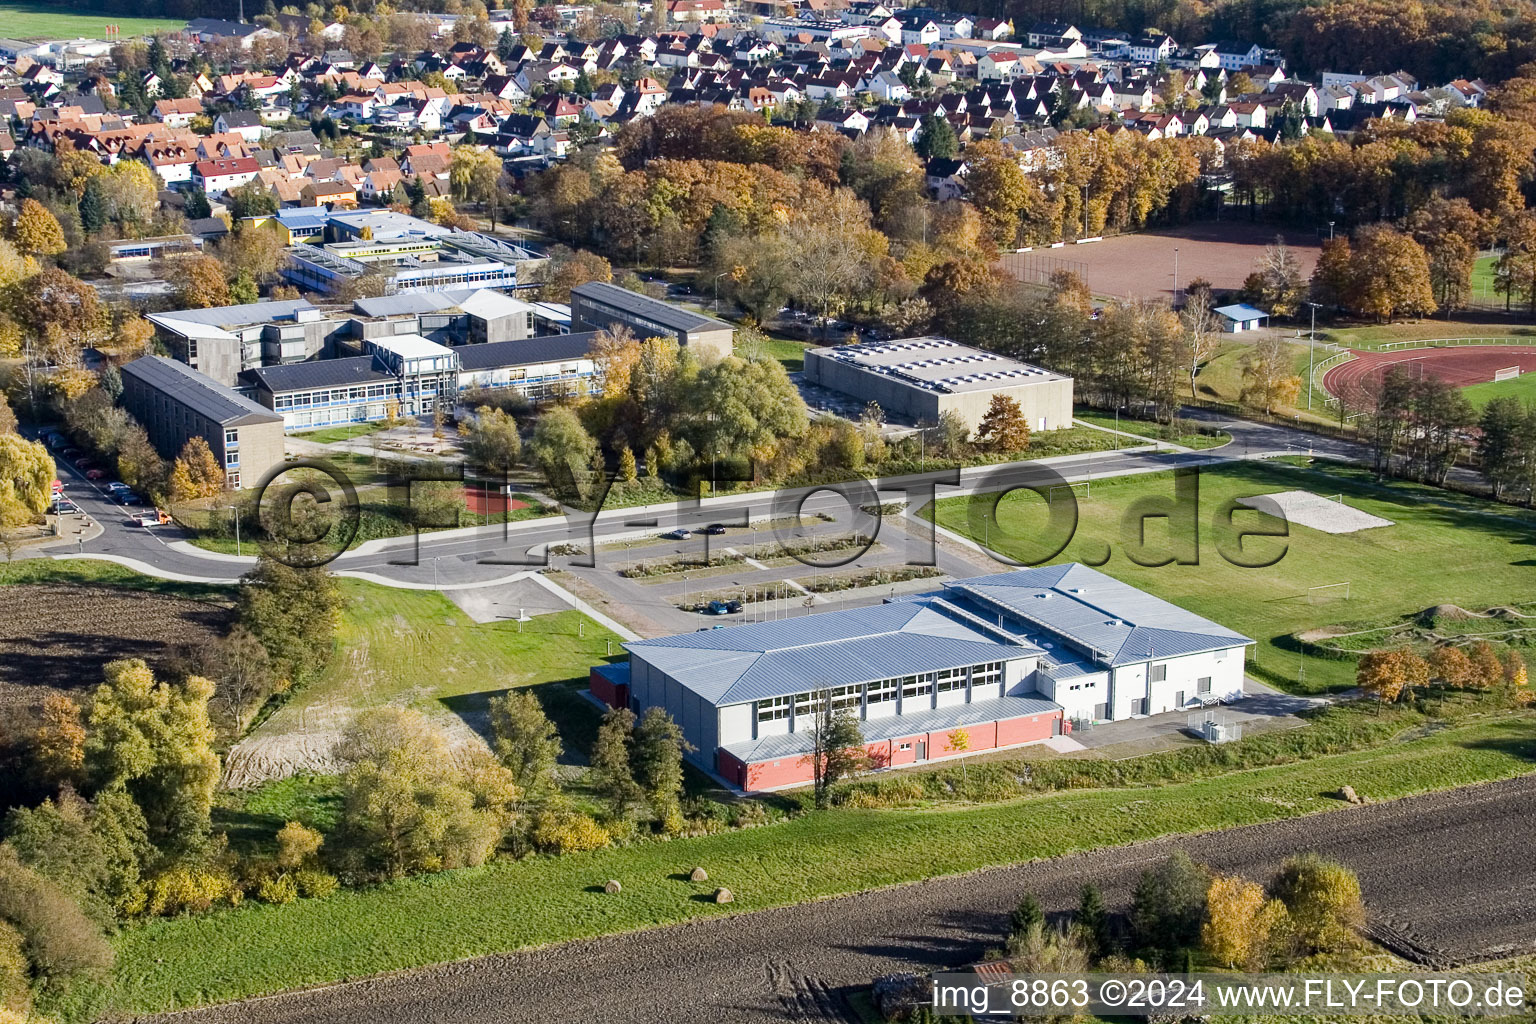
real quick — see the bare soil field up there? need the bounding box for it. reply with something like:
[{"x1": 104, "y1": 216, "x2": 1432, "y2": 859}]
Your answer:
[
  {"x1": 155, "y1": 773, "x2": 1536, "y2": 1024},
  {"x1": 0, "y1": 584, "x2": 229, "y2": 719},
  {"x1": 999, "y1": 220, "x2": 1324, "y2": 299}
]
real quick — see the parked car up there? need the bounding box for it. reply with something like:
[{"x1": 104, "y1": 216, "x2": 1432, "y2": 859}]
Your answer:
[
  {"x1": 704, "y1": 600, "x2": 731, "y2": 615},
  {"x1": 701, "y1": 523, "x2": 727, "y2": 535},
  {"x1": 85, "y1": 468, "x2": 106, "y2": 481},
  {"x1": 725, "y1": 600, "x2": 744, "y2": 613},
  {"x1": 72, "y1": 456, "x2": 93, "y2": 470},
  {"x1": 663, "y1": 527, "x2": 692, "y2": 540},
  {"x1": 45, "y1": 434, "x2": 66, "y2": 450},
  {"x1": 132, "y1": 509, "x2": 171, "y2": 527},
  {"x1": 61, "y1": 447, "x2": 81, "y2": 460},
  {"x1": 52, "y1": 498, "x2": 81, "y2": 515}
]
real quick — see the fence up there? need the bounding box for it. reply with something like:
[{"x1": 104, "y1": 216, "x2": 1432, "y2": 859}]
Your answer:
[{"x1": 1371, "y1": 337, "x2": 1536, "y2": 352}]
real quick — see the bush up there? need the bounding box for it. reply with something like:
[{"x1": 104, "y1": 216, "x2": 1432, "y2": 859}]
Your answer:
[
  {"x1": 1269, "y1": 854, "x2": 1364, "y2": 955},
  {"x1": 0, "y1": 920, "x2": 29, "y2": 1016},
  {"x1": 257, "y1": 873, "x2": 299, "y2": 905},
  {"x1": 730, "y1": 800, "x2": 769, "y2": 827},
  {"x1": 0, "y1": 846, "x2": 113, "y2": 981},
  {"x1": 137, "y1": 865, "x2": 243, "y2": 917},
  {"x1": 294, "y1": 869, "x2": 339, "y2": 900},
  {"x1": 530, "y1": 809, "x2": 610, "y2": 855}
]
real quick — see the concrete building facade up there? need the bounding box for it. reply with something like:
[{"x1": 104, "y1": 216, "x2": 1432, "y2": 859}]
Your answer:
[
  {"x1": 571, "y1": 281, "x2": 734, "y2": 359},
  {"x1": 802, "y1": 337, "x2": 1073, "y2": 432},
  {"x1": 119, "y1": 356, "x2": 285, "y2": 490}
]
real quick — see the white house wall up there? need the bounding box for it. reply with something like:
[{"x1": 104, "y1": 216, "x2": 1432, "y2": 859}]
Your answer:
[{"x1": 1111, "y1": 646, "x2": 1245, "y2": 718}]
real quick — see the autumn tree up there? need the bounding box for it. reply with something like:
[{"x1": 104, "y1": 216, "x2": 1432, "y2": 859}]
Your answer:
[
  {"x1": 1269, "y1": 854, "x2": 1364, "y2": 955},
  {"x1": 1406, "y1": 197, "x2": 1487, "y2": 310},
  {"x1": 532, "y1": 246, "x2": 612, "y2": 302},
  {"x1": 1238, "y1": 336, "x2": 1301, "y2": 414},
  {"x1": 1427, "y1": 644, "x2": 1475, "y2": 689},
  {"x1": 975, "y1": 394, "x2": 1031, "y2": 451},
  {"x1": 31, "y1": 694, "x2": 86, "y2": 789},
  {"x1": 168, "y1": 436, "x2": 224, "y2": 501},
  {"x1": 0, "y1": 434, "x2": 54, "y2": 527},
  {"x1": 1349, "y1": 224, "x2": 1437, "y2": 322},
  {"x1": 84, "y1": 658, "x2": 220, "y2": 858},
  {"x1": 1180, "y1": 285, "x2": 1221, "y2": 398},
  {"x1": 168, "y1": 254, "x2": 231, "y2": 310},
  {"x1": 964, "y1": 139, "x2": 1036, "y2": 247},
  {"x1": 1202, "y1": 874, "x2": 1290, "y2": 970},
  {"x1": 488, "y1": 690, "x2": 563, "y2": 797},
  {"x1": 12, "y1": 199, "x2": 66, "y2": 258},
  {"x1": 1355, "y1": 648, "x2": 1429, "y2": 704},
  {"x1": 1251, "y1": 237, "x2": 1306, "y2": 318}
]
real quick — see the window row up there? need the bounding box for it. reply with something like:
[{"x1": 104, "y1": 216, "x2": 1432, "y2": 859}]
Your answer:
[{"x1": 754, "y1": 661, "x2": 1007, "y2": 724}]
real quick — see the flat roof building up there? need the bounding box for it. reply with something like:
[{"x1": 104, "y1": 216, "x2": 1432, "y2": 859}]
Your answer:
[
  {"x1": 803, "y1": 337, "x2": 1073, "y2": 433},
  {"x1": 119, "y1": 356, "x2": 285, "y2": 491},
  {"x1": 591, "y1": 564, "x2": 1251, "y2": 791},
  {"x1": 146, "y1": 299, "x2": 337, "y2": 387},
  {"x1": 571, "y1": 282, "x2": 734, "y2": 359}
]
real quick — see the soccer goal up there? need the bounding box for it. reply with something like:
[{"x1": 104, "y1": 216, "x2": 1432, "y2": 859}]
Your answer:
[
  {"x1": 1494, "y1": 365, "x2": 1523, "y2": 382},
  {"x1": 1307, "y1": 581, "x2": 1352, "y2": 603}
]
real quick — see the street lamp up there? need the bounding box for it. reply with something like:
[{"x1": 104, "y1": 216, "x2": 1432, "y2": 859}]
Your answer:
[
  {"x1": 1306, "y1": 301, "x2": 1321, "y2": 410},
  {"x1": 713, "y1": 271, "x2": 729, "y2": 313},
  {"x1": 1173, "y1": 246, "x2": 1180, "y2": 306},
  {"x1": 225, "y1": 504, "x2": 241, "y2": 557}
]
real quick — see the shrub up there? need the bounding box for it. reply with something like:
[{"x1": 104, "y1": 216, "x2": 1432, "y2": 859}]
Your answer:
[
  {"x1": 530, "y1": 809, "x2": 610, "y2": 855},
  {"x1": 0, "y1": 846, "x2": 113, "y2": 981},
  {"x1": 0, "y1": 920, "x2": 29, "y2": 1016},
  {"x1": 294, "y1": 869, "x2": 339, "y2": 900},
  {"x1": 274, "y1": 821, "x2": 324, "y2": 871},
  {"x1": 137, "y1": 865, "x2": 243, "y2": 917},
  {"x1": 730, "y1": 800, "x2": 769, "y2": 827},
  {"x1": 257, "y1": 874, "x2": 299, "y2": 905},
  {"x1": 1269, "y1": 854, "x2": 1364, "y2": 955}
]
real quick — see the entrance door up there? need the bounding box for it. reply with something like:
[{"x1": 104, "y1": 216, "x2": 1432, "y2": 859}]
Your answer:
[
  {"x1": 1174, "y1": 690, "x2": 1184, "y2": 709},
  {"x1": 915, "y1": 741, "x2": 927, "y2": 761},
  {"x1": 1093, "y1": 703, "x2": 1108, "y2": 720},
  {"x1": 1131, "y1": 698, "x2": 1147, "y2": 716},
  {"x1": 1051, "y1": 717, "x2": 1062, "y2": 737}
]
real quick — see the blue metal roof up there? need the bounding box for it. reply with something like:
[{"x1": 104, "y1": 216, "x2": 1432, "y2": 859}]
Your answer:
[
  {"x1": 942, "y1": 564, "x2": 1252, "y2": 667},
  {"x1": 1214, "y1": 303, "x2": 1268, "y2": 322},
  {"x1": 626, "y1": 600, "x2": 1038, "y2": 707}
]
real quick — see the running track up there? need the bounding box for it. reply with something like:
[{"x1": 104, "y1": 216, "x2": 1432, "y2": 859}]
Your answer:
[{"x1": 1323, "y1": 344, "x2": 1536, "y2": 406}]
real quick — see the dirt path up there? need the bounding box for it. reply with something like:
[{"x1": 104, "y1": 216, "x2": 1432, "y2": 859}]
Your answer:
[{"x1": 145, "y1": 773, "x2": 1536, "y2": 1024}]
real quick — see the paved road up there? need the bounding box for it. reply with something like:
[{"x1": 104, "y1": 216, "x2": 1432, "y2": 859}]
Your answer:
[
  {"x1": 150, "y1": 774, "x2": 1536, "y2": 1024},
  {"x1": 35, "y1": 413, "x2": 1362, "y2": 589}
]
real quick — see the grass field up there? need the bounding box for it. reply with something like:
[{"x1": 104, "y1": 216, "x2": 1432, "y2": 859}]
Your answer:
[
  {"x1": 1074, "y1": 409, "x2": 1231, "y2": 450},
  {"x1": 930, "y1": 459, "x2": 1536, "y2": 694},
  {"x1": 1314, "y1": 321, "x2": 1536, "y2": 348},
  {"x1": 289, "y1": 421, "x2": 394, "y2": 444},
  {"x1": 1461, "y1": 371, "x2": 1536, "y2": 410},
  {"x1": 0, "y1": 557, "x2": 230, "y2": 600},
  {"x1": 0, "y1": 1, "x2": 184, "y2": 38},
  {"x1": 89, "y1": 714, "x2": 1536, "y2": 1019},
  {"x1": 756, "y1": 335, "x2": 811, "y2": 373}
]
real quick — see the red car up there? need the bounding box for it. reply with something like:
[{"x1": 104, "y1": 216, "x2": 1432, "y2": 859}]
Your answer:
[{"x1": 85, "y1": 468, "x2": 106, "y2": 481}]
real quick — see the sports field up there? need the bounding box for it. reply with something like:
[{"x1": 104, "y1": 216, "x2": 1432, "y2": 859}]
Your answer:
[
  {"x1": 0, "y1": 1, "x2": 183, "y2": 39},
  {"x1": 931, "y1": 459, "x2": 1536, "y2": 694},
  {"x1": 999, "y1": 220, "x2": 1324, "y2": 299},
  {"x1": 1461, "y1": 371, "x2": 1536, "y2": 410},
  {"x1": 1322, "y1": 344, "x2": 1536, "y2": 408}
]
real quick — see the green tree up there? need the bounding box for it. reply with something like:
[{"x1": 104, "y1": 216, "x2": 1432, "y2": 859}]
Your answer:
[
  {"x1": 1131, "y1": 851, "x2": 1210, "y2": 960},
  {"x1": 334, "y1": 707, "x2": 518, "y2": 880},
  {"x1": 462, "y1": 405, "x2": 523, "y2": 474},
  {"x1": 184, "y1": 187, "x2": 212, "y2": 221},
  {"x1": 0, "y1": 845, "x2": 113, "y2": 985},
  {"x1": 1268, "y1": 854, "x2": 1364, "y2": 955},
  {"x1": 800, "y1": 692, "x2": 868, "y2": 810},
  {"x1": 237, "y1": 557, "x2": 343, "y2": 688},
  {"x1": 1078, "y1": 883, "x2": 1111, "y2": 957},
  {"x1": 3, "y1": 787, "x2": 149, "y2": 921},
  {"x1": 83, "y1": 659, "x2": 219, "y2": 859},
  {"x1": 588, "y1": 706, "x2": 639, "y2": 817},
  {"x1": 914, "y1": 113, "x2": 957, "y2": 160},
  {"x1": 1009, "y1": 891, "x2": 1044, "y2": 938},
  {"x1": 528, "y1": 405, "x2": 600, "y2": 500},
  {"x1": 487, "y1": 690, "x2": 563, "y2": 797},
  {"x1": 0, "y1": 435, "x2": 54, "y2": 527},
  {"x1": 1477, "y1": 397, "x2": 1529, "y2": 500},
  {"x1": 633, "y1": 707, "x2": 693, "y2": 832}
]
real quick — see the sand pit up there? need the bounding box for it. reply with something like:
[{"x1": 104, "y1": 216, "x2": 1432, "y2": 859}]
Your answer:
[{"x1": 1237, "y1": 491, "x2": 1394, "y2": 534}]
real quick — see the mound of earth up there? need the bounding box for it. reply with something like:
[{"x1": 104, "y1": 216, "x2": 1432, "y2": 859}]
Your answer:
[{"x1": 1420, "y1": 604, "x2": 1481, "y2": 623}]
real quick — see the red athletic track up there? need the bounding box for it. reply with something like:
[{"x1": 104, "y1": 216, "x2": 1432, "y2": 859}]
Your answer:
[{"x1": 1322, "y1": 344, "x2": 1536, "y2": 406}]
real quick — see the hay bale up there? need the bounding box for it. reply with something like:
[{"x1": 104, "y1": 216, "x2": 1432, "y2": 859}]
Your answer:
[
  {"x1": 689, "y1": 866, "x2": 709, "y2": 883},
  {"x1": 713, "y1": 887, "x2": 733, "y2": 904},
  {"x1": 603, "y1": 879, "x2": 622, "y2": 894}
]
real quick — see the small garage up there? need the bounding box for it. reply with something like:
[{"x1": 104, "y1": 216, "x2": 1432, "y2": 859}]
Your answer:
[{"x1": 1214, "y1": 303, "x2": 1270, "y2": 333}]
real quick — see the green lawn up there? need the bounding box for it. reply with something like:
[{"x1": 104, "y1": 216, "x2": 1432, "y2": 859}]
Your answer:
[
  {"x1": 1073, "y1": 409, "x2": 1231, "y2": 450},
  {"x1": 756, "y1": 335, "x2": 811, "y2": 373},
  {"x1": 1461, "y1": 371, "x2": 1536, "y2": 410},
  {"x1": 930, "y1": 460, "x2": 1536, "y2": 694},
  {"x1": 288, "y1": 421, "x2": 394, "y2": 444},
  {"x1": 0, "y1": 557, "x2": 230, "y2": 601},
  {"x1": 0, "y1": 1, "x2": 184, "y2": 38},
  {"x1": 1314, "y1": 321, "x2": 1536, "y2": 349},
  {"x1": 91, "y1": 714, "x2": 1536, "y2": 1019}
]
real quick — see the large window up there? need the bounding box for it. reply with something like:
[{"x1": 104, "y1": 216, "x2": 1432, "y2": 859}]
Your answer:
[
  {"x1": 936, "y1": 667, "x2": 967, "y2": 693},
  {"x1": 757, "y1": 695, "x2": 790, "y2": 723},
  {"x1": 972, "y1": 661, "x2": 1002, "y2": 691},
  {"x1": 1150, "y1": 663, "x2": 1167, "y2": 683},
  {"x1": 1197, "y1": 676, "x2": 1212, "y2": 694},
  {"x1": 901, "y1": 673, "x2": 933, "y2": 699},
  {"x1": 867, "y1": 678, "x2": 897, "y2": 705}
]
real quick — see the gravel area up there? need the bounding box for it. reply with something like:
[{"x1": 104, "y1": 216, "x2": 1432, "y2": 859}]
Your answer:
[{"x1": 146, "y1": 774, "x2": 1536, "y2": 1024}]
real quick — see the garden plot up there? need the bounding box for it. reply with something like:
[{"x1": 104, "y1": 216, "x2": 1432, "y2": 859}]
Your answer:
[{"x1": 1237, "y1": 490, "x2": 1394, "y2": 534}]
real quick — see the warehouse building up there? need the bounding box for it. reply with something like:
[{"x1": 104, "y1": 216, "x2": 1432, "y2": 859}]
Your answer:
[
  {"x1": 120, "y1": 356, "x2": 285, "y2": 490},
  {"x1": 590, "y1": 564, "x2": 1251, "y2": 791},
  {"x1": 571, "y1": 281, "x2": 734, "y2": 359},
  {"x1": 802, "y1": 337, "x2": 1073, "y2": 433}
]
